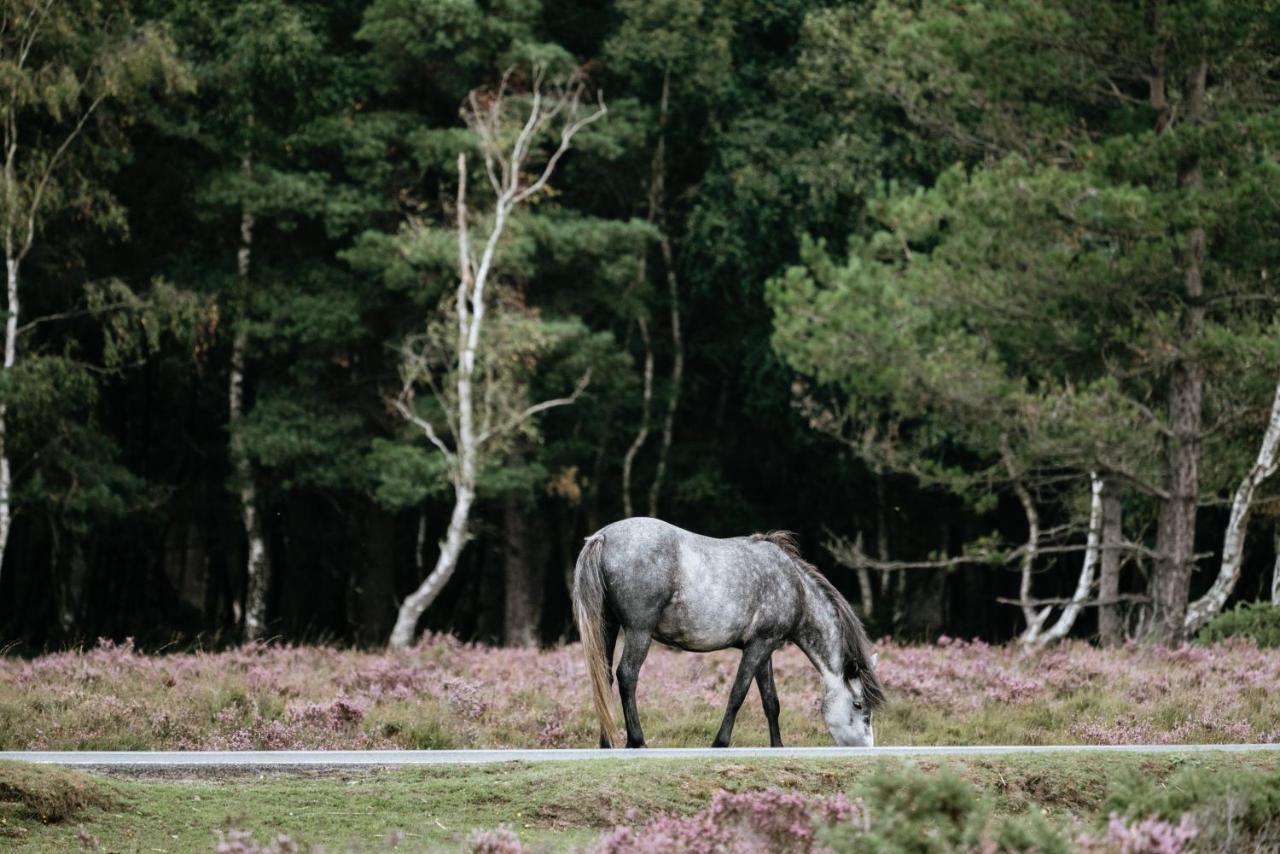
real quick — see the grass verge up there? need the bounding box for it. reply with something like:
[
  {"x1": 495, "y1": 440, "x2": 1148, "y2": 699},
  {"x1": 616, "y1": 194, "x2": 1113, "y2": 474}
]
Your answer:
[{"x1": 2, "y1": 751, "x2": 1277, "y2": 851}]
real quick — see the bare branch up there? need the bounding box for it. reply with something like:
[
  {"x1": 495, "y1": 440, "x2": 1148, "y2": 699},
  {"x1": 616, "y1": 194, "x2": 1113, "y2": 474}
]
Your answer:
[
  {"x1": 476, "y1": 369, "x2": 591, "y2": 446},
  {"x1": 16, "y1": 300, "x2": 139, "y2": 334},
  {"x1": 23, "y1": 91, "x2": 108, "y2": 260},
  {"x1": 1096, "y1": 456, "x2": 1171, "y2": 499},
  {"x1": 16, "y1": 0, "x2": 55, "y2": 71},
  {"x1": 392, "y1": 394, "x2": 455, "y2": 466},
  {"x1": 997, "y1": 594, "x2": 1151, "y2": 608},
  {"x1": 511, "y1": 88, "x2": 607, "y2": 206}
]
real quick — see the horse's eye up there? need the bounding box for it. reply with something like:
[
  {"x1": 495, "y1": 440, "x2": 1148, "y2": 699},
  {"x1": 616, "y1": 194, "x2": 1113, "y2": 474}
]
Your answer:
[{"x1": 853, "y1": 701, "x2": 863, "y2": 711}]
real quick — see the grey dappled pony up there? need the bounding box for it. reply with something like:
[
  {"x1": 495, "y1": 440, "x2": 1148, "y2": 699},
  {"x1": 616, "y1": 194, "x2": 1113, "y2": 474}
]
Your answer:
[{"x1": 573, "y1": 517, "x2": 884, "y2": 748}]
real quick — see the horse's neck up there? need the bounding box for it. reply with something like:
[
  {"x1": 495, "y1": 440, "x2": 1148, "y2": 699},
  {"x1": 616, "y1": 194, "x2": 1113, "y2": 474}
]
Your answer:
[{"x1": 790, "y1": 574, "x2": 842, "y2": 681}]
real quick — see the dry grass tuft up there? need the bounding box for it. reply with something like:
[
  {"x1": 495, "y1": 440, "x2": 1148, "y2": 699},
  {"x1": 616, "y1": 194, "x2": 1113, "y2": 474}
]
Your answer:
[{"x1": 0, "y1": 761, "x2": 118, "y2": 824}]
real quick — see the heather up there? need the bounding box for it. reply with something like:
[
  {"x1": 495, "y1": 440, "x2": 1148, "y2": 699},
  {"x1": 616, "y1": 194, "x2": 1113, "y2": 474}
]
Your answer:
[
  {"x1": 8, "y1": 755, "x2": 1279, "y2": 852},
  {"x1": 3, "y1": 636, "x2": 1280, "y2": 750}
]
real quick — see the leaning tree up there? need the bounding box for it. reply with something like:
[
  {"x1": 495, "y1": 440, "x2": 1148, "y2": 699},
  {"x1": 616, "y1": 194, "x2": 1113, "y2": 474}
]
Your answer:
[{"x1": 387, "y1": 68, "x2": 605, "y2": 648}]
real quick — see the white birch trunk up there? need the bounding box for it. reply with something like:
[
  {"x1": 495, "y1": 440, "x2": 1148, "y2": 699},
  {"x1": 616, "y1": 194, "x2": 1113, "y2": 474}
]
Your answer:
[
  {"x1": 0, "y1": 254, "x2": 17, "y2": 581},
  {"x1": 1184, "y1": 380, "x2": 1280, "y2": 634},
  {"x1": 230, "y1": 165, "x2": 272, "y2": 641},
  {"x1": 1272, "y1": 524, "x2": 1280, "y2": 605},
  {"x1": 389, "y1": 481, "x2": 475, "y2": 647},
  {"x1": 1033, "y1": 472, "x2": 1104, "y2": 647},
  {"x1": 1013, "y1": 477, "x2": 1050, "y2": 645},
  {"x1": 389, "y1": 153, "x2": 485, "y2": 648}
]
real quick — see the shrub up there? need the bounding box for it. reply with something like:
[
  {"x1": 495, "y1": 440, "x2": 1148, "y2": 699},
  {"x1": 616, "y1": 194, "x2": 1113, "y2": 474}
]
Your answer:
[
  {"x1": 1105, "y1": 763, "x2": 1280, "y2": 850},
  {"x1": 1197, "y1": 601, "x2": 1280, "y2": 648},
  {"x1": 0, "y1": 761, "x2": 118, "y2": 823},
  {"x1": 821, "y1": 765, "x2": 1070, "y2": 853}
]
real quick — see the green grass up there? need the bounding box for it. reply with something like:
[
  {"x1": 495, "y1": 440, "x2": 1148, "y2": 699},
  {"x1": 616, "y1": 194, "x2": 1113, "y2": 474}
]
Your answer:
[{"x1": 4, "y1": 752, "x2": 1278, "y2": 851}]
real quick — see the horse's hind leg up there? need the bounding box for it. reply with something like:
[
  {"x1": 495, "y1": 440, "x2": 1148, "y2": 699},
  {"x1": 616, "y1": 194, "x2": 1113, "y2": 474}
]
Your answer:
[
  {"x1": 712, "y1": 641, "x2": 773, "y2": 748},
  {"x1": 599, "y1": 621, "x2": 620, "y2": 749},
  {"x1": 616, "y1": 628, "x2": 652, "y2": 748},
  {"x1": 755, "y1": 655, "x2": 783, "y2": 748}
]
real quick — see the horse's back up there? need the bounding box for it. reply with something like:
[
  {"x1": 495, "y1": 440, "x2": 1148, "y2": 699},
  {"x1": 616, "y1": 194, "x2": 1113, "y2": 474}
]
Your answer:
[{"x1": 592, "y1": 517, "x2": 804, "y2": 650}]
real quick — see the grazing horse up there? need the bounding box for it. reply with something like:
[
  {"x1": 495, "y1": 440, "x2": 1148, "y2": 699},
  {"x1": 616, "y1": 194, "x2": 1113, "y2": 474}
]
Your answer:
[{"x1": 573, "y1": 517, "x2": 884, "y2": 748}]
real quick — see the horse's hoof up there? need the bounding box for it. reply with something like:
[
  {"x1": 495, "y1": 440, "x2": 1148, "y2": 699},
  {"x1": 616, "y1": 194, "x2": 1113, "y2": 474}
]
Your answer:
[
  {"x1": 711, "y1": 739, "x2": 729, "y2": 748},
  {"x1": 626, "y1": 740, "x2": 647, "y2": 749}
]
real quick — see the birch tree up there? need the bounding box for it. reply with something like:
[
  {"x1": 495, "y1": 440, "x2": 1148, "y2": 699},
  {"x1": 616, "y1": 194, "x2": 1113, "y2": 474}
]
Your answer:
[
  {"x1": 0, "y1": 0, "x2": 185, "y2": 582},
  {"x1": 230, "y1": 148, "x2": 270, "y2": 639},
  {"x1": 1028, "y1": 472, "x2": 1104, "y2": 648},
  {"x1": 1184, "y1": 381, "x2": 1280, "y2": 634},
  {"x1": 387, "y1": 68, "x2": 605, "y2": 648}
]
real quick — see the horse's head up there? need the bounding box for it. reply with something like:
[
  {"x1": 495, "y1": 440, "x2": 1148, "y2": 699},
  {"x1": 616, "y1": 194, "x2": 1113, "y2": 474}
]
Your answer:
[{"x1": 821, "y1": 653, "x2": 879, "y2": 747}]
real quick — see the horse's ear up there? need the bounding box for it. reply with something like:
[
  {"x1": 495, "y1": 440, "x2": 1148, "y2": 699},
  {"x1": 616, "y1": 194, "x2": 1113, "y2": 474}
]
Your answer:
[{"x1": 870, "y1": 653, "x2": 879, "y2": 669}]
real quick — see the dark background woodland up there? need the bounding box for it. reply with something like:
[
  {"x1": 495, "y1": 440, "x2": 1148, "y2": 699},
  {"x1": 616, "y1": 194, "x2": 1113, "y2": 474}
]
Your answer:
[{"x1": 3, "y1": 0, "x2": 1279, "y2": 650}]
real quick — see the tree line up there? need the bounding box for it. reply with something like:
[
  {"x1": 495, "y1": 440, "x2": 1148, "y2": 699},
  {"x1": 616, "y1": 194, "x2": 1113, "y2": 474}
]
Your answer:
[{"x1": 2, "y1": 0, "x2": 1279, "y2": 651}]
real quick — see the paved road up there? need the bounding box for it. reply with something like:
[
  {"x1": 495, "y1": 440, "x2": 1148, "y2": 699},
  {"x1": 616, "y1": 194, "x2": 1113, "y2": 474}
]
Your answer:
[{"x1": 3, "y1": 744, "x2": 1278, "y2": 767}]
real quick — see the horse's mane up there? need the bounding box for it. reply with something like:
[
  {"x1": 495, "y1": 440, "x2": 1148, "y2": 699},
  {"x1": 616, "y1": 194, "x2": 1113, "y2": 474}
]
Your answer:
[{"x1": 751, "y1": 530, "x2": 885, "y2": 710}]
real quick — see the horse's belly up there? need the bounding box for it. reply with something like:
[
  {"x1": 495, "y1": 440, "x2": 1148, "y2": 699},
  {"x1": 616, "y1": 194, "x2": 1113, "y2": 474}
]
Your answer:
[{"x1": 654, "y1": 594, "x2": 752, "y2": 651}]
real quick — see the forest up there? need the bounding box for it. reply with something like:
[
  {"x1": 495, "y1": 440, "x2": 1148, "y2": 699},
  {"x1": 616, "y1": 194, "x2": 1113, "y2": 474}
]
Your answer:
[{"x1": 2, "y1": 0, "x2": 1279, "y2": 651}]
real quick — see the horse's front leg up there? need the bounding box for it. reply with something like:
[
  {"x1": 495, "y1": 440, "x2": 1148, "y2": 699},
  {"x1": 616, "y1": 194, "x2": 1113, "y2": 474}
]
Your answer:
[
  {"x1": 711, "y1": 641, "x2": 773, "y2": 748},
  {"x1": 755, "y1": 655, "x2": 783, "y2": 748},
  {"x1": 616, "y1": 628, "x2": 653, "y2": 748}
]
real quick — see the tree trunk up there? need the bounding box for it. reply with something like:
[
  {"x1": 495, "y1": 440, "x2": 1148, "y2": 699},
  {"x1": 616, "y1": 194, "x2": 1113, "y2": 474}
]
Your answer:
[
  {"x1": 347, "y1": 502, "x2": 397, "y2": 645},
  {"x1": 622, "y1": 316, "x2": 653, "y2": 518},
  {"x1": 1149, "y1": 61, "x2": 1208, "y2": 645},
  {"x1": 1014, "y1": 502, "x2": 1049, "y2": 643},
  {"x1": 850, "y1": 533, "x2": 875, "y2": 619},
  {"x1": 1273, "y1": 523, "x2": 1280, "y2": 606},
  {"x1": 390, "y1": 482, "x2": 474, "y2": 647},
  {"x1": 502, "y1": 494, "x2": 541, "y2": 647},
  {"x1": 1034, "y1": 473, "x2": 1104, "y2": 647},
  {"x1": 647, "y1": 68, "x2": 682, "y2": 518},
  {"x1": 876, "y1": 469, "x2": 891, "y2": 598},
  {"x1": 1098, "y1": 482, "x2": 1125, "y2": 646},
  {"x1": 230, "y1": 174, "x2": 272, "y2": 642},
  {"x1": 1006, "y1": 447, "x2": 1049, "y2": 644},
  {"x1": 1184, "y1": 380, "x2": 1280, "y2": 633},
  {"x1": 0, "y1": 253, "x2": 17, "y2": 583},
  {"x1": 389, "y1": 152, "x2": 482, "y2": 649}
]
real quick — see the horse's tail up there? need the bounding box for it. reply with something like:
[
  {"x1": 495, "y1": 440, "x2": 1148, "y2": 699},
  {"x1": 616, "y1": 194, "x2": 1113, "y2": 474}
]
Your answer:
[{"x1": 573, "y1": 533, "x2": 617, "y2": 747}]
